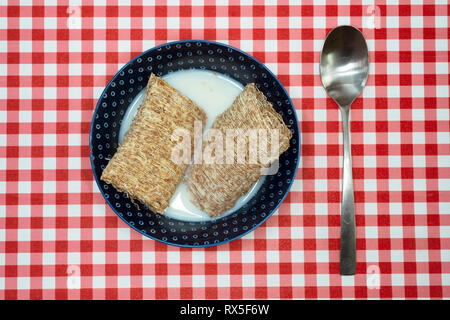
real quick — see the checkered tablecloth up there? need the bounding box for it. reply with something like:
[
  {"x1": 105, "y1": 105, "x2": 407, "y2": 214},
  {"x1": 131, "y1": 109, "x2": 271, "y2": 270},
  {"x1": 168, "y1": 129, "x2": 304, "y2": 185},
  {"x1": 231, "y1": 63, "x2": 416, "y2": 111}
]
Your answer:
[{"x1": 1, "y1": 0, "x2": 449, "y2": 300}]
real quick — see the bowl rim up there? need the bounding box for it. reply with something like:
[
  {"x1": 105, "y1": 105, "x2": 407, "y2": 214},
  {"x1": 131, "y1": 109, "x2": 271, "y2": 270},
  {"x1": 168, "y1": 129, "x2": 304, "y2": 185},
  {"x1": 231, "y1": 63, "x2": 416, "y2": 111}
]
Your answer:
[{"x1": 89, "y1": 39, "x2": 301, "y2": 247}]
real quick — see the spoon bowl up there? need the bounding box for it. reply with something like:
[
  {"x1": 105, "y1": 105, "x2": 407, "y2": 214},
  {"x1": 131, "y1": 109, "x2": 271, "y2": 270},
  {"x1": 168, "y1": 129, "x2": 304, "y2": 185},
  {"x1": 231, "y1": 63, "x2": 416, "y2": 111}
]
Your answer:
[
  {"x1": 319, "y1": 26, "x2": 369, "y2": 275},
  {"x1": 320, "y1": 25, "x2": 369, "y2": 107}
]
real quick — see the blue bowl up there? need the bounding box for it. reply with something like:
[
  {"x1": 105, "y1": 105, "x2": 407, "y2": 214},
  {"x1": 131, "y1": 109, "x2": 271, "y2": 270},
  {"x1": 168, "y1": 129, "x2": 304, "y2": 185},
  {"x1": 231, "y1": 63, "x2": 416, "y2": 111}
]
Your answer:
[{"x1": 89, "y1": 40, "x2": 300, "y2": 247}]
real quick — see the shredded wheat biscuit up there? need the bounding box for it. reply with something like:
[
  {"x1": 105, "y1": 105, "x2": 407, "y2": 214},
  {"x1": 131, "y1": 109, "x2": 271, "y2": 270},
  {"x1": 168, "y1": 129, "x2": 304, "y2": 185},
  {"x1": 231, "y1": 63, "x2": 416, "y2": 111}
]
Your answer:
[
  {"x1": 185, "y1": 83, "x2": 292, "y2": 217},
  {"x1": 101, "y1": 73, "x2": 207, "y2": 214}
]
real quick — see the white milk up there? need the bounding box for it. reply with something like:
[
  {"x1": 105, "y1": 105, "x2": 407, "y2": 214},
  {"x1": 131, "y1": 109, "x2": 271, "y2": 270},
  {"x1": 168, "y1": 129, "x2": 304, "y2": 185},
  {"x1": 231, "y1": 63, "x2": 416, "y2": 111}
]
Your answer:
[{"x1": 118, "y1": 69, "x2": 264, "y2": 221}]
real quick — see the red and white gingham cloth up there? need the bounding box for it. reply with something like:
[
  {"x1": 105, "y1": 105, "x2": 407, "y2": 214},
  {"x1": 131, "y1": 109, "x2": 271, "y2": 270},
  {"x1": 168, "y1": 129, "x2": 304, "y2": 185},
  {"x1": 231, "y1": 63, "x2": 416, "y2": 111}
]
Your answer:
[{"x1": 1, "y1": 0, "x2": 449, "y2": 300}]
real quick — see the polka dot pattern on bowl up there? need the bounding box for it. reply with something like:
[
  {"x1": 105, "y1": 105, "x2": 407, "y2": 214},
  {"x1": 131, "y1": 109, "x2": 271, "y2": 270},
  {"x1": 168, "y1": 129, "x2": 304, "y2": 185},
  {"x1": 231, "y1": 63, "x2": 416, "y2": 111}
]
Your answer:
[{"x1": 90, "y1": 40, "x2": 300, "y2": 247}]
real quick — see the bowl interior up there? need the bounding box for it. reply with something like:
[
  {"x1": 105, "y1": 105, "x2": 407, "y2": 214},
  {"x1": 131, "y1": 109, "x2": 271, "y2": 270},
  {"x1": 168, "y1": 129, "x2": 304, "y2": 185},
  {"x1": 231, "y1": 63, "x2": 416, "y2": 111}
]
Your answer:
[{"x1": 90, "y1": 40, "x2": 300, "y2": 247}]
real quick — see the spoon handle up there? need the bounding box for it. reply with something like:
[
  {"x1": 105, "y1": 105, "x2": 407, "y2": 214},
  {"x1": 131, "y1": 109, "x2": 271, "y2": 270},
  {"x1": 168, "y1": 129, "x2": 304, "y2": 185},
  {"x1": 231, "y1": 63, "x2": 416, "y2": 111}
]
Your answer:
[{"x1": 339, "y1": 106, "x2": 356, "y2": 275}]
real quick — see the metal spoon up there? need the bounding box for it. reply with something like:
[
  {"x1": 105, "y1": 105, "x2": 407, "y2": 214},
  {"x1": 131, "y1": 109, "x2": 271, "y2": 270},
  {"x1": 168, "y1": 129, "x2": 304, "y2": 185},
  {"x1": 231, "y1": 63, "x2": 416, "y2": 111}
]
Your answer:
[{"x1": 319, "y1": 25, "x2": 369, "y2": 275}]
